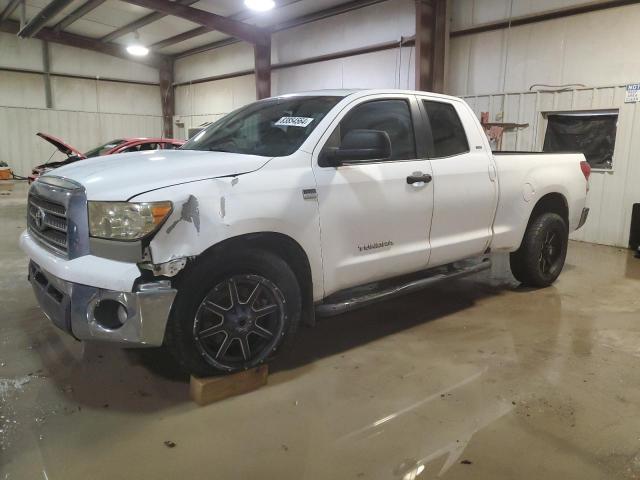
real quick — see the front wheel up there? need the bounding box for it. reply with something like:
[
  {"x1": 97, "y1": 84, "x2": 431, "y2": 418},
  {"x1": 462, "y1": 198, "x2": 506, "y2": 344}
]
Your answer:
[
  {"x1": 510, "y1": 212, "x2": 568, "y2": 288},
  {"x1": 165, "y1": 249, "x2": 301, "y2": 376}
]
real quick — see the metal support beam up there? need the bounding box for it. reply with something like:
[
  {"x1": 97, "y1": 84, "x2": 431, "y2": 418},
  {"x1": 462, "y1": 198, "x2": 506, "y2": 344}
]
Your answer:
[
  {"x1": 254, "y1": 39, "x2": 271, "y2": 100},
  {"x1": 119, "y1": 0, "x2": 269, "y2": 45},
  {"x1": 432, "y1": 0, "x2": 446, "y2": 93},
  {"x1": 159, "y1": 59, "x2": 174, "y2": 138},
  {"x1": 414, "y1": 0, "x2": 446, "y2": 93},
  {"x1": 18, "y1": 0, "x2": 75, "y2": 38},
  {"x1": 19, "y1": 0, "x2": 25, "y2": 28},
  {"x1": 53, "y1": 0, "x2": 106, "y2": 31},
  {"x1": 2, "y1": 19, "x2": 167, "y2": 68},
  {"x1": 0, "y1": 0, "x2": 21, "y2": 22},
  {"x1": 42, "y1": 41, "x2": 53, "y2": 108},
  {"x1": 100, "y1": 0, "x2": 198, "y2": 43},
  {"x1": 149, "y1": 25, "x2": 209, "y2": 51}
]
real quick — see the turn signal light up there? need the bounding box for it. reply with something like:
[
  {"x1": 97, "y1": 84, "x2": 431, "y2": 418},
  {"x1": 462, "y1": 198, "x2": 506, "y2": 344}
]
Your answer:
[{"x1": 151, "y1": 204, "x2": 173, "y2": 224}]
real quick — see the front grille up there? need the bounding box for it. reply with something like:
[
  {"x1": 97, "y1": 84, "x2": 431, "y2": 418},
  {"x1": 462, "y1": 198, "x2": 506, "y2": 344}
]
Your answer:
[{"x1": 28, "y1": 193, "x2": 69, "y2": 255}]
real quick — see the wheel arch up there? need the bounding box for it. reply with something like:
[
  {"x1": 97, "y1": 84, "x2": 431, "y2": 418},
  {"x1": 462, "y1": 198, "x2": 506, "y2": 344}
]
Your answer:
[
  {"x1": 185, "y1": 232, "x2": 316, "y2": 327},
  {"x1": 528, "y1": 192, "x2": 569, "y2": 227},
  {"x1": 514, "y1": 192, "x2": 569, "y2": 251}
]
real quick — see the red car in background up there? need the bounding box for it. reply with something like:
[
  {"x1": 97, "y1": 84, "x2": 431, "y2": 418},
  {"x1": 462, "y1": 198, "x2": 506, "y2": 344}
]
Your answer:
[{"x1": 28, "y1": 133, "x2": 185, "y2": 183}]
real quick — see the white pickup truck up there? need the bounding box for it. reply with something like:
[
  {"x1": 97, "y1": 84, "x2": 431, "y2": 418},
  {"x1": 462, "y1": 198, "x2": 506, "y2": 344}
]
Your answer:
[{"x1": 20, "y1": 89, "x2": 590, "y2": 376}]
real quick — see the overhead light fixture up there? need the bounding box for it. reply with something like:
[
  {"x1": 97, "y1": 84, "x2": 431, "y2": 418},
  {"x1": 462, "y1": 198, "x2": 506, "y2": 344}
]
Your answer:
[
  {"x1": 244, "y1": 0, "x2": 275, "y2": 12},
  {"x1": 126, "y1": 44, "x2": 149, "y2": 56},
  {"x1": 126, "y1": 31, "x2": 149, "y2": 57}
]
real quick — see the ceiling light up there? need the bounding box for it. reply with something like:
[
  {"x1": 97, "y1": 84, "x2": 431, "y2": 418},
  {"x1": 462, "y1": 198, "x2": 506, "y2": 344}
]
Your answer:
[
  {"x1": 127, "y1": 31, "x2": 149, "y2": 57},
  {"x1": 244, "y1": 0, "x2": 275, "y2": 12},
  {"x1": 126, "y1": 44, "x2": 149, "y2": 56}
]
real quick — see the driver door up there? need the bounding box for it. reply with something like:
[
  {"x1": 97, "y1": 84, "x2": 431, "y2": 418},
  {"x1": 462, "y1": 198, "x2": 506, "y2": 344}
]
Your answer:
[{"x1": 312, "y1": 94, "x2": 434, "y2": 297}]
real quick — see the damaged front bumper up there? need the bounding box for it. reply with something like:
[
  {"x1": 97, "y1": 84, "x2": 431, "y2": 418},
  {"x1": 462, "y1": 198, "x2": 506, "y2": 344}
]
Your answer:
[{"x1": 28, "y1": 261, "x2": 176, "y2": 347}]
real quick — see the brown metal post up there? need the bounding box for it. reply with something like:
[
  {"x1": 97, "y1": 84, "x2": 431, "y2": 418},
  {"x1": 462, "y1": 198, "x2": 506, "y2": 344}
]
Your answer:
[
  {"x1": 159, "y1": 59, "x2": 175, "y2": 138},
  {"x1": 254, "y1": 37, "x2": 271, "y2": 100},
  {"x1": 431, "y1": 0, "x2": 446, "y2": 93},
  {"x1": 414, "y1": 0, "x2": 446, "y2": 93}
]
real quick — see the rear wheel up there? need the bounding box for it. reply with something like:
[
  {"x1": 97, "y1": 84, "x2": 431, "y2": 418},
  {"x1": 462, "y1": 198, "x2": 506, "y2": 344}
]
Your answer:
[
  {"x1": 510, "y1": 212, "x2": 568, "y2": 287},
  {"x1": 165, "y1": 249, "x2": 301, "y2": 376}
]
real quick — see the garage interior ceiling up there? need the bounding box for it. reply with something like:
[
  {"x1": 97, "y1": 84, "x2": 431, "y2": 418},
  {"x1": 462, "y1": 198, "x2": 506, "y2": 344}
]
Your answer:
[{"x1": 0, "y1": 0, "x2": 387, "y2": 61}]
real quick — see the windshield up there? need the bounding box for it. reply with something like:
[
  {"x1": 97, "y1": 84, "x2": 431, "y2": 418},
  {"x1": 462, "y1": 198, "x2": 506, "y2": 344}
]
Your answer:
[
  {"x1": 181, "y1": 96, "x2": 341, "y2": 157},
  {"x1": 84, "y1": 139, "x2": 126, "y2": 158}
]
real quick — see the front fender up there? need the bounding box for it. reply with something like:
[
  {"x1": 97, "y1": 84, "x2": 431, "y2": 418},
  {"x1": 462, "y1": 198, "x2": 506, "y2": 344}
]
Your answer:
[{"x1": 130, "y1": 161, "x2": 325, "y2": 300}]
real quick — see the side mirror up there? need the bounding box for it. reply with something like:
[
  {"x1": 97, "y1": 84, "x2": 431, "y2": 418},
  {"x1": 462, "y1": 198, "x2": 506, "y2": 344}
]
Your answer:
[{"x1": 320, "y1": 129, "x2": 391, "y2": 167}]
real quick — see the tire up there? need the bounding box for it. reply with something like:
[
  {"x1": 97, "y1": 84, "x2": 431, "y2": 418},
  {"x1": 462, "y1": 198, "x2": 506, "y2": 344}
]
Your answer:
[
  {"x1": 165, "y1": 249, "x2": 301, "y2": 377},
  {"x1": 510, "y1": 212, "x2": 569, "y2": 288}
]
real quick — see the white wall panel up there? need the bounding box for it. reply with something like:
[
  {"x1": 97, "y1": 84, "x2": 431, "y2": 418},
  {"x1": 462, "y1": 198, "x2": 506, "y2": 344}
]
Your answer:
[
  {"x1": 96, "y1": 81, "x2": 161, "y2": 115},
  {"x1": 0, "y1": 33, "x2": 43, "y2": 71},
  {"x1": 51, "y1": 76, "x2": 99, "y2": 112},
  {"x1": 174, "y1": 42, "x2": 255, "y2": 85},
  {"x1": 272, "y1": 0, "x2": 414, "y2": 64},
  {"x1": 451, "y1": 0, "x2": 608, "y2": 31},
  {"x1": 463, "y1": 86, "x2": 640, "y2": 248},
  {"x1": 0, "y1": 33, "x2": 158, "y2": 84},
  {"x1": 49, "y1": 44, "x2": 159, "y2": 83},
  {"x1": 48, "y1": 77, "x2": 161, "y2": 114},
  {"x1": 449, "y1": 3, "x2": 640, "y2": 95},
  {"x1": 0, "y1": 71, "x2": 46, "y2": 108},
  {"x1": 174, "y1": 74, "x2": 256, "y2": 140}
]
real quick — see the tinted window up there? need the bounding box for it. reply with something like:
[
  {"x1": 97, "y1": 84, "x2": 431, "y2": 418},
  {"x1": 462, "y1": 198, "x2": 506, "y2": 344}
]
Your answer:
[
  {"x1": 333, "y1": 100, "x2": 416, "y2": 161},
  {"x1": 122, "y1": 143, "x2": 159, "y2": 153},
  {"x1": 181, "y1": 96, "x2": 341, "y2": 157},
  {"x1": 423, "y1": 101, "x2": 469, "y2": 158}
]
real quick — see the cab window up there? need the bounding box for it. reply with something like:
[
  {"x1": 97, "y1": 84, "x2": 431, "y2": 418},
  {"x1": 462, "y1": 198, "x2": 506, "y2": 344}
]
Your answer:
[
  {"x1": 326, "y1": 99, "x2": 416, "y2": 162},
  {"x1": 422, "y1": 100, "x2": 469, "y2": 158}
]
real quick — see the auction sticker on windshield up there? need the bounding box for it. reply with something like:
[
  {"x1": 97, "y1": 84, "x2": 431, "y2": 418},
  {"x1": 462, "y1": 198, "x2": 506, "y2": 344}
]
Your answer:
[{"x1": 275, "y1": 117, "x2": 314, "y2": 127}]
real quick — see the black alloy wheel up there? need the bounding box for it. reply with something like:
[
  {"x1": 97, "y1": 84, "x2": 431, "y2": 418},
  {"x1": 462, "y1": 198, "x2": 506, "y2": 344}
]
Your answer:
[
  {"x1": 538, "y1": 230, "x2": 562, "y2": 275},
  {"x1": 510, "y1": 212, "x2": 568, "y2": 287},
  {"x1": 193, "y1": 275, "x2": 286, "y2": 372}
]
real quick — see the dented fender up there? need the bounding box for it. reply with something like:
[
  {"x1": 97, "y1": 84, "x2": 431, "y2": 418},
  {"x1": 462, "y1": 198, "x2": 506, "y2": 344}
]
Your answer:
[{"x1": 128, "y1": 156, "x2": 325, "y2": 301}]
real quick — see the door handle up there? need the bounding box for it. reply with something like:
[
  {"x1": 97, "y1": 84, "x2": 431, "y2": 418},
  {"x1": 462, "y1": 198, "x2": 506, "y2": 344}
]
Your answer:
[{"x1": 406, "y1": 173, "x2": 432, "y2": 185}]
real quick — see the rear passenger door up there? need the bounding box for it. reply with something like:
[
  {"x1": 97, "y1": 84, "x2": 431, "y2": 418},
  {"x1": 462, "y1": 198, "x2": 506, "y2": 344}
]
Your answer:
[
  {"x1": 418, "y1": 97, "x2": 498, "y2": 266},
  {"x1": 312, "y1": 94, "x2": 434, "y2": 296}
]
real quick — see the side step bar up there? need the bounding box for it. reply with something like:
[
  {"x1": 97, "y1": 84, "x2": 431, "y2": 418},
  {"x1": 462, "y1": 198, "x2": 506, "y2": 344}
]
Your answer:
[{"x1": 315, "y1": 258, "x2": 491, "y2": 317}]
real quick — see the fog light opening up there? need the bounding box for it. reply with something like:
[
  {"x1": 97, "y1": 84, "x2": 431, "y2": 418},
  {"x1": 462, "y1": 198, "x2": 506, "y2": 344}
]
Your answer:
[{"x1": 93, "y1": 299, "x2": 128, "y2": 330}]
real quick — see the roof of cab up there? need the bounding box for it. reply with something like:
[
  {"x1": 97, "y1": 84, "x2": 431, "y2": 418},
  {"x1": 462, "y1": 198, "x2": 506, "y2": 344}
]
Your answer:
[{"x1": 273, "y1": 88, "x2": 461, "y2": 102}]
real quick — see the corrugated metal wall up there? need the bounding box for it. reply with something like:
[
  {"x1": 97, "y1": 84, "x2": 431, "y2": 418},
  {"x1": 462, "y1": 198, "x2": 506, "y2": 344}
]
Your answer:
[
  {"x1": 463, "y1": 86, "x2": 640, "y2": 248},
  {"x1": 447, "y1": 2, "x2": 640, "y2": 96},
  {"x1": 173, "y1": 45, "x2": 417, "y2": 139},
  {"x1": 1, "y1": 107, "x2": 162, "y2": 177}
]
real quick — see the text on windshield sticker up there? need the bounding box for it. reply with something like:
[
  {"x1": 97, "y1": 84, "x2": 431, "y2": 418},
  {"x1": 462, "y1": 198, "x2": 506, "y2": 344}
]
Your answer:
[{"x1": 274, "y1": 117, "x2": 314, "y2": 127}]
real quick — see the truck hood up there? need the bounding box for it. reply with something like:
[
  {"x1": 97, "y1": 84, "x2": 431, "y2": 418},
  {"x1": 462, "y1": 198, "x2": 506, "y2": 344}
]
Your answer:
[{"x1": 43, "y1": 149, "x2": 272, "y2": 200}]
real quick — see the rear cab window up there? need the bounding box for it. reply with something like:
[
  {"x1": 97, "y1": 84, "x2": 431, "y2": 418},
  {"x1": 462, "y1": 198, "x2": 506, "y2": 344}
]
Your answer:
[{"x1": 421, "y1": 100, "x2": 470, "y2": 158}]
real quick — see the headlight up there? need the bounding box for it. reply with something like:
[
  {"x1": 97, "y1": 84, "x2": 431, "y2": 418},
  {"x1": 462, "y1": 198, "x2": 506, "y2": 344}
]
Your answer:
[{"x1": 88, "y1": 201, "x2": 172, "y2": 241}]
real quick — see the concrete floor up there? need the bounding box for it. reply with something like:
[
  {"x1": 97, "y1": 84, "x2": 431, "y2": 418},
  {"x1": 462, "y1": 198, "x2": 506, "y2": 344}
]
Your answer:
[{"x1": 2, "y1": 180, "x2": 640, "y2": 480}]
